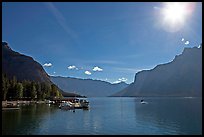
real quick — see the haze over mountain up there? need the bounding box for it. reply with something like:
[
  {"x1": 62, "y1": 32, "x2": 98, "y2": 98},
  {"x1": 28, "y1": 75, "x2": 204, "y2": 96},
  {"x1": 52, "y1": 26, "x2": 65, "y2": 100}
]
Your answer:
[
  {"x1": 51, "y1": 76, "x2": 129, "y2": 97},
  {"x1": 112, "y1": 46, "x2": 202, "y2": 97},
  {"x1": 2, "y1": 41, "x2": 81, "y2": 97}
]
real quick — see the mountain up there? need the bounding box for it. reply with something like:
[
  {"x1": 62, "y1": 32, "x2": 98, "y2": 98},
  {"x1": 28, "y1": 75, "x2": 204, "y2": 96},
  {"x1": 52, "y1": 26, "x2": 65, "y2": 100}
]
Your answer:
[
  {"x1": 112, "y1": 46, "x2": 202, "y2": 97},
  {"x1": 2, "y1": 42, "x2": 52, "y2": 83},
  {"x1": 50, "y1": 76, "x2": 129, "y2": 97},
  {"x1": 2, "y1": 41, "x2": 81, "y2": 97}
]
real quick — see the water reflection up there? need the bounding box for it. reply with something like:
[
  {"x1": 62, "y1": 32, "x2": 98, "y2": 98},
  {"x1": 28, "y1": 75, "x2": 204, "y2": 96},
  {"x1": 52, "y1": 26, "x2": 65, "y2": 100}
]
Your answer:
[
  {"x1": 2, "y1": 97, "x2": 202, "y2": 135},
  {"x1": 133, "y1": 97, "x2": 202, "y2": 135},
  {"x1": 2, "y1": 104, "x2": 58, "y2": 135}
]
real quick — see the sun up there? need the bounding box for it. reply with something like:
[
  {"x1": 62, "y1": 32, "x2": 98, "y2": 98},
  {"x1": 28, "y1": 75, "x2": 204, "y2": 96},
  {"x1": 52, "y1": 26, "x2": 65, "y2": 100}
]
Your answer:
[
  {"x1": 163, "y1": 3, "x2": 187, "y2": 25},
  {"x1": 160, "y1": 2, "x2": 195, "y2": 32}
]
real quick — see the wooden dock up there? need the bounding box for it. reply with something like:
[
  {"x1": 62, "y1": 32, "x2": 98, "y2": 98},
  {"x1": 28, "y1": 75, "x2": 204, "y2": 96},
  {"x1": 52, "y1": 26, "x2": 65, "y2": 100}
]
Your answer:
[{"x1": 2, "y1": 107, "x2": 20, "y2": 111}]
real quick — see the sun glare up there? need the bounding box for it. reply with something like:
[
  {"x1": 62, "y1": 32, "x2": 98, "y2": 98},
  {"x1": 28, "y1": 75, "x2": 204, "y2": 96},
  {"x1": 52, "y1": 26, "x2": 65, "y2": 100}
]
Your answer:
[
  {"x1": 163, "y1": 3, "x2": 187, "y2": 24},
  {"x1": 160, "y1": 2, "x2": 195, "y2": 32}
]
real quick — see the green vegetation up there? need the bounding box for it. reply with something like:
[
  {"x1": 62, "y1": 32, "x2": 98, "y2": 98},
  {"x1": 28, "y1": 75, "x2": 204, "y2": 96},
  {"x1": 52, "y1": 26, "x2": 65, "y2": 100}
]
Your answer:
[{"x1": 2, "y1": 73, "x2": 63, "y2": 101}]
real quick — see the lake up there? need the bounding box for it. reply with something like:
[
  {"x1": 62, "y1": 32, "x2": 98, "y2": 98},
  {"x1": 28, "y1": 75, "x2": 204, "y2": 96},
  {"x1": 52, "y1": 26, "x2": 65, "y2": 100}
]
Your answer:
[{"x1": 2, "y1": 97, "x2": 202, "y2": 135}]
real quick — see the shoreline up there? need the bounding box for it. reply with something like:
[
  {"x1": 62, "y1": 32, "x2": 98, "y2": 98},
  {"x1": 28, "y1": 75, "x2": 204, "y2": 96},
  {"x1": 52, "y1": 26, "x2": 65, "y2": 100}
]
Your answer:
[{"x1": 2, "y1": 100, "x2": 46, "y2": 108}]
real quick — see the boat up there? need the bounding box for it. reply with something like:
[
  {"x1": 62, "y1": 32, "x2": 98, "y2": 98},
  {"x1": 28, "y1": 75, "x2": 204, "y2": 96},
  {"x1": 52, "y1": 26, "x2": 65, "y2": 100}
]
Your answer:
[
  {"x1": 45, "y1": 100, "x2": 55, "y2": 104},
  {"x1": 59, "y1": 98, "x2": 89, "y2": 110},
  {"x1": 59, "y1": 101, "x2": 73, "y2": 110},
  {"x1": 140, "y1": 100, "x2": 148, "y2": 104}
]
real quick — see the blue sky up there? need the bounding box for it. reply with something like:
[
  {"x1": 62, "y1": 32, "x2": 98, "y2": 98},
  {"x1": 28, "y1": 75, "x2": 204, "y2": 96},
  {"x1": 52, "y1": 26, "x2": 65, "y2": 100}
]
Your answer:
[{"x1": 2, "y1": 2, "x2": 202, "y2": 84}]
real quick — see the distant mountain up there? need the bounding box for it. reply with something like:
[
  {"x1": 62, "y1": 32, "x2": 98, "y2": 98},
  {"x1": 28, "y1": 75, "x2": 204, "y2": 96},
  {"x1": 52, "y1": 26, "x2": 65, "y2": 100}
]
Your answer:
[
  {"x1": 50, "y1": 76, "x2": 129, "y2": 97},
  {"x1": 2, "y1": 41, "x2": 81, "y2": 97},
  {"x1": 112, "y1": 46, "x2": 202, "y2": 97}
]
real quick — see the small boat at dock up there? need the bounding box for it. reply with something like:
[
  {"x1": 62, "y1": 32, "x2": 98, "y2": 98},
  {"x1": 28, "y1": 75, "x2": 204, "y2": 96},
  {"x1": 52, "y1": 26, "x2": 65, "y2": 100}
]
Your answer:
[{"x1": 59, "y1": 98, "x2": 89, "y2": 110}]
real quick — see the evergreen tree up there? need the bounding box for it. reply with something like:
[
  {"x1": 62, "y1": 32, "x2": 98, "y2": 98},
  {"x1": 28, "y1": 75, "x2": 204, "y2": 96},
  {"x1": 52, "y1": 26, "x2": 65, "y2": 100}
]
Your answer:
[
  {"x1": 11, "y1": 76, "x2": 17, "y2": 89},
  {"x1": 31, "y1": 82, "x2": 37, "y2": 100},
  {"x1": 51, "y1": 84, "x2": 58, "y2": 97},
  {"x1": 56, "y1": 90, "x2": 60, "y2": 97},
  {"x1": 16, "y1": 82, "x2": 23, "y2": 99},
  {"x1": 22, "y1": 80, "x2": 28, "y2": 98},
  {"x1": 42, "y1": 92, "x2": 46, "y2": 100},
  {"x1": 59, "y1": 92, "x2": 63, "y2": 98},
  {"x1": 7, "y1": 75, "x2": 17, "y2": 99},
  {"x1": 46, "y1": 83, "x2": 51, "y2": 99},
  {"x1": 41, "y1": 82, "x2": 50, "y2": 99},
  {"x1": 2, "y1": 73, "x2": 10, "y2": 100},
  {"x1": 2, "y1": 73, "x2": 65, "y2": 100},
  {"x1": 36, "y1": 82, "x2": 42, "y2": 100}
]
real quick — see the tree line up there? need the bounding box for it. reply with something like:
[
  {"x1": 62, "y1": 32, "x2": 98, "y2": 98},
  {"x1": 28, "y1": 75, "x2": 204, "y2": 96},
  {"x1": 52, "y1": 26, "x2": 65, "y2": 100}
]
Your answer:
[{"x1": 2, "y1": 73, "x2": 63, "y2": 101}]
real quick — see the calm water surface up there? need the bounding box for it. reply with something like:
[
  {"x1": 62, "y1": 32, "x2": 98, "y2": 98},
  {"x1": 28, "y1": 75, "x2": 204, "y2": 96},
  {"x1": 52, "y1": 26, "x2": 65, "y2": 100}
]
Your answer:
[{"x1": 2, "y1": 97, "x2": 202, "y2": 135}]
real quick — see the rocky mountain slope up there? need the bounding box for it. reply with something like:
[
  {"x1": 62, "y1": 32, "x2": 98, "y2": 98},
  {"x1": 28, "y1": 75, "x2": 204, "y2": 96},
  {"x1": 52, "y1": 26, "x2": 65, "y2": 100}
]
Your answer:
[{"x1": 112, "y1": 46, "x2": 202, "y2": 97}]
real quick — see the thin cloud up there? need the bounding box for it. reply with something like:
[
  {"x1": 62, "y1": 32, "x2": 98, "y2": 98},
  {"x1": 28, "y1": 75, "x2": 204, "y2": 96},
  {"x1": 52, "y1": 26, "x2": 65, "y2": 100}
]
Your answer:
[
  {"x1": 113, "y1": 67, "x2": 142, "y2": 74},
  {"x1": 93, "y1": 66, "x2": 103, "y2": 72},
  {"x1": 85, "y1": 71, "x2": 91, "y2": 75},
  {"x1": 43, "y1": 63, "x2": 52, "y2": 67},
  {"x1": 86, "y1": 60, "x2": 124, "y2": 65},
  {"x1": 112, "y1": 66, "x2": 156, "y2": 74},
  {"x1": 45, "y1": 2, "x2": 78, "y2": 41}
]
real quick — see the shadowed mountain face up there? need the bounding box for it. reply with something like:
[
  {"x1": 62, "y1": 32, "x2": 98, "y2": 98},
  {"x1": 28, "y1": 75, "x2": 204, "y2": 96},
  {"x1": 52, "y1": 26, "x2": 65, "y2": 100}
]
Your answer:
[
  {"x1": 2, "y1": 42, "x2": 81, "y2": 97},
  {"x1": 2, "y1": 42, "x2": 51, "y2": 83},
  {"x1": 112, "y1": 46, "x2": 202, "y2": 97},
  {"x1": 50, "y1": 76, "x2": 129, "y2": 97}
]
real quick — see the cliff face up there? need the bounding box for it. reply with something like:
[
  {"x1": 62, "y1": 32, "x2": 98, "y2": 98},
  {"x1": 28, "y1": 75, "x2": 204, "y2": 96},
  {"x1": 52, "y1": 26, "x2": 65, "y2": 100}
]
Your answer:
[
  {"x1": 112, "y1": 46, "x2": 202, "y2": 97},
  {"x1": 51, "y1": 76, "x2": 128, "y2": 97}
]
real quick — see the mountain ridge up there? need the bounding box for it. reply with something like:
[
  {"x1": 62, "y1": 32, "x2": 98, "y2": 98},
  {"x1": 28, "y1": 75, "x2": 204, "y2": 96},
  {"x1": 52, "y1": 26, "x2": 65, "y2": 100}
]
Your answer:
[
  {"x1": 51, "y1": 76, "x2": 129, "y2": 97},
  {"x1": 112, "y1": 46, "x2": 202, "y2": 97}
]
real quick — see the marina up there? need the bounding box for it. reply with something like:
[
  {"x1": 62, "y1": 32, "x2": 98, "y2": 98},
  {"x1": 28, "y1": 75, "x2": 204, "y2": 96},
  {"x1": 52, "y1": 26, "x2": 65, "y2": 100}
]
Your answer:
[{"x1": 58, "y1": 98, "x2": 89, "y2": 110}]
